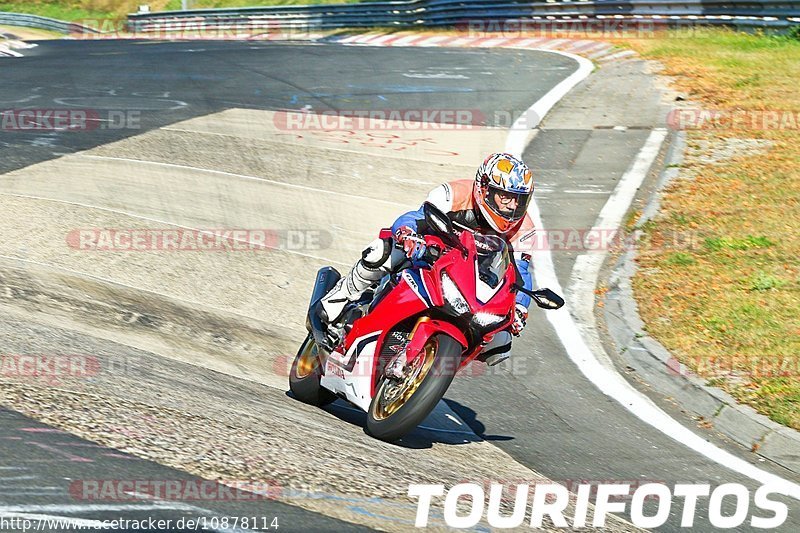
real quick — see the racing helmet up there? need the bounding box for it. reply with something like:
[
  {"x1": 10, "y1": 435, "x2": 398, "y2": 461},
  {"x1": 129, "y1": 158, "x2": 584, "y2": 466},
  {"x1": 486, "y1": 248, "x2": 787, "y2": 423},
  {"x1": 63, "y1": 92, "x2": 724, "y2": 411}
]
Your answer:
[{"x1": 473, "y1": 153, "x2": 534, "y2": 234}]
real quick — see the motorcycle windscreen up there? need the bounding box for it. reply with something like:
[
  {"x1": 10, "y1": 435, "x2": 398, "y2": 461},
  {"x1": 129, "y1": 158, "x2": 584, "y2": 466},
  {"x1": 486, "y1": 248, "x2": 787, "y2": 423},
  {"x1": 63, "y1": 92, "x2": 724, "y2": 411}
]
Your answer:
[{"x1": 475, "y1": 234, "x2": 510, "y2": 289}]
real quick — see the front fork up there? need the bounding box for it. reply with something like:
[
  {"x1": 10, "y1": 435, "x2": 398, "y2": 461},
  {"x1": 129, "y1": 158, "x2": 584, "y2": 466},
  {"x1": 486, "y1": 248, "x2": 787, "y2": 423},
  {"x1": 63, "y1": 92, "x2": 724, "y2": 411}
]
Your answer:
[{"x1": 383, "y1": 316, "x2": 468, "y2": 379}]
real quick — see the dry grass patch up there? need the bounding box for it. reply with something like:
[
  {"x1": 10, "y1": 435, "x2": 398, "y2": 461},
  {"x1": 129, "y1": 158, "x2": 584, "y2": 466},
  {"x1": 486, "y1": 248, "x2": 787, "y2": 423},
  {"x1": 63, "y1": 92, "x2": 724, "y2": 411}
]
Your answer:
[{"x1": 618, "y1": 29, "x2": 799, "y2": 429}]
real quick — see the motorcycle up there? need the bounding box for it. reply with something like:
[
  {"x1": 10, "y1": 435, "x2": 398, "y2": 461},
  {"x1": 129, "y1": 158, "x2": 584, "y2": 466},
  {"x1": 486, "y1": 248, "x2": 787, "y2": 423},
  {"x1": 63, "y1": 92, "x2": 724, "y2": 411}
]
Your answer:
[{"x1": 289, "y1": 202, "x2": 564, "y2": 442}]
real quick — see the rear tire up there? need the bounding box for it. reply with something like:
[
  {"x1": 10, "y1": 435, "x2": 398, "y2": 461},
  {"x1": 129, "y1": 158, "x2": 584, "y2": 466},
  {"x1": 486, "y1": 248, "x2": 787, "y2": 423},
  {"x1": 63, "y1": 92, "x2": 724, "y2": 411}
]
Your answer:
[
  {"x1": 366, "y1": 334, "x2": 461, "y2": 442},
  {"x1": 289, "y1": 334, "x2": 336, "y2": 406}
]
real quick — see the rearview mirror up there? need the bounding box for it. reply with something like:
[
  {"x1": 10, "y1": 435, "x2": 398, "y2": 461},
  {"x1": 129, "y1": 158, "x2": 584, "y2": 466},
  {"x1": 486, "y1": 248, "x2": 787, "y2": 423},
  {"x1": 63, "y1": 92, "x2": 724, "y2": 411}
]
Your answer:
[
  {"x1": 531, "y1": 288, "x2": 564, "y2": 310},
  {"x1": 423, "y1": 201, "x2": 454, "y2": 235},
  {"x1": 515, "y1": 284, "x2": 565, "y2": 310}
]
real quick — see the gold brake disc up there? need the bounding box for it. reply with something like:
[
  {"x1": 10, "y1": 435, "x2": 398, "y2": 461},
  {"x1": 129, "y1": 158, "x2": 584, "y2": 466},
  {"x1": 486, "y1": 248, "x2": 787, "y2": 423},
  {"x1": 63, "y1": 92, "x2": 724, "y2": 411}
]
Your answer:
[
  {"x1": 295, "y1": 338, "x2": 320, "y2": 378},
  {"x1": 372, "y1": 339, "x2": 437, "y2": 421}
]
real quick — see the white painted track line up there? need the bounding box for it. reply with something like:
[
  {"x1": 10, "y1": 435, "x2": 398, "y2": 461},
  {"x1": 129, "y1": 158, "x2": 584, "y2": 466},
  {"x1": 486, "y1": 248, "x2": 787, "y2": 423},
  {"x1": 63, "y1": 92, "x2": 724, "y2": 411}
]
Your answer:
[
  {"x1": 0, "y1": 503, "x2": 197, "y2": 513},
  {"x1": 0, "y1": 191, "x2": 347, "y2": 266},
  {"x1": 568, "y1": 128, "x2": 668, "y2": 349},
  {"x1": 505, "y1": 49, "x2": 594, "y2": 155},
  {"x1": 506, "y1": 48, "x2": 800, "y2": 500},
  {"x1": 78, "y1": 154, "x2": 409, "y2": 209},
  {"x1": 0, "y1": 46, "x2": 23, "y2": 58}
]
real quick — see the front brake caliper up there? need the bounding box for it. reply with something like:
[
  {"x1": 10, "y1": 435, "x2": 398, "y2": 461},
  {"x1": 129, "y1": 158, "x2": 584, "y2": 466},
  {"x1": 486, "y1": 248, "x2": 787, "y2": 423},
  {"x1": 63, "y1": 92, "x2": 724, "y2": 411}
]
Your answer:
[{"x1": 384, "y1": 346, "x2": 409, "y2": 380}]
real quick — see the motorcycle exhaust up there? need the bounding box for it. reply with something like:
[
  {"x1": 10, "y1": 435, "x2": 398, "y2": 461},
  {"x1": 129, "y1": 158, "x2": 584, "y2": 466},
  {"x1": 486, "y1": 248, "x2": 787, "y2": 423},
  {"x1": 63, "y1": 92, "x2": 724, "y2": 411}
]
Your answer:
[{"x1": 305, "y1": 266, "x2": 341, "y2": 341}]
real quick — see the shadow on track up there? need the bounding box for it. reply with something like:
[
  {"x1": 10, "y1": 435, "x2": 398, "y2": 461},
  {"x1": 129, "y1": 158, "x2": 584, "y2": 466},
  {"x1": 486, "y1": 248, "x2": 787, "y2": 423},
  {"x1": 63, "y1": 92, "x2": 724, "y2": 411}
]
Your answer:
[
  {"x1": 285, "y1": 391, "x2": 514, "y2": 448},
  {"x1": 443, "y1": 398, "x2": 514, "y2": 442}
]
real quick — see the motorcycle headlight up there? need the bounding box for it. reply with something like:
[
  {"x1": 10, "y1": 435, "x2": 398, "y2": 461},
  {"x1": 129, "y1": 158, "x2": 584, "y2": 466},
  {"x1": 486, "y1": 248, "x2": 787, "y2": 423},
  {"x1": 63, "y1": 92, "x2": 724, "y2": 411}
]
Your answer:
[
  {"x1": 441, "y1": 271, "x2": 470, "y2": 315},
  {"x1": 472, "y1": 312, "x2": 506, "y2": 328}
]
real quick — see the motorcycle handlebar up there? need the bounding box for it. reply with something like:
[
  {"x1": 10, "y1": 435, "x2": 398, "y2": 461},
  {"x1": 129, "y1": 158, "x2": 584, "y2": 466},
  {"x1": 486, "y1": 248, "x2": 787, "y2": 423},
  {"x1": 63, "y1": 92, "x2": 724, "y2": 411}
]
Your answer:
[{"x1": 391, "y1": 233, "x2": 564, "y2": 311}]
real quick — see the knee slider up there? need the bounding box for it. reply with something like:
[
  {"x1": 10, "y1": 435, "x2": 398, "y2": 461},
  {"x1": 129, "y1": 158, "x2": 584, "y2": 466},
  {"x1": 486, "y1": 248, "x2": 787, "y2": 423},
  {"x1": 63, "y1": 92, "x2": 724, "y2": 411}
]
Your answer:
[{"x1": 361, "y1": 238, "x2": 392, "y2": 269}]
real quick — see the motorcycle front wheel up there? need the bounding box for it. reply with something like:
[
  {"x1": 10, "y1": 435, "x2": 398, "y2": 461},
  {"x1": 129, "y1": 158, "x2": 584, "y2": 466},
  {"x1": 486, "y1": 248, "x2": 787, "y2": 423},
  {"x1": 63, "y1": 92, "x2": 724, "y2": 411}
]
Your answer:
[
  {"x1": 289, "y1": 334, "x2": 336, "y2": 406},
  {"x1": 366, "y1": 334, "x2": 461, "y2": 442}
]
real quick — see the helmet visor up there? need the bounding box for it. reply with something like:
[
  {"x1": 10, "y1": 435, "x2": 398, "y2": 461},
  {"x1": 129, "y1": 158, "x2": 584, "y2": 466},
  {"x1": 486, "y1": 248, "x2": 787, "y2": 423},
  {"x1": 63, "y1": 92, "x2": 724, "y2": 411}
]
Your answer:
[{"x1": 484, "y1": 185, "x2": 531, "y2": 222}]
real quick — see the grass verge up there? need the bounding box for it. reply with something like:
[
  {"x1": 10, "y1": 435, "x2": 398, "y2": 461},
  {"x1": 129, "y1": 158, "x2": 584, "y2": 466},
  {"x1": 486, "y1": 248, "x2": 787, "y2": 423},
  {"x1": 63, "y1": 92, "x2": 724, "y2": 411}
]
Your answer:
[
  {"x1": 619, "y1": 29, "x2": 800, "y2": 430},
  {"x1": 0, "y1": 23, "x2": 63, "y2": 39},
  {"x1": 0, "y1": 0, "x2": 359, "y2": 22},
  {"x1": 0, "y1": 1, "x2": 121, "y2": 21}
]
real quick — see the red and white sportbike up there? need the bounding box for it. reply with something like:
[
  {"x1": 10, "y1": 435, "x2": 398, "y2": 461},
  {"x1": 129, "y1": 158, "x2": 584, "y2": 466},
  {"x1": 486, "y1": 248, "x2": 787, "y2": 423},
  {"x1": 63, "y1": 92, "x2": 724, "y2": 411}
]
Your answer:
[{"x1": 290, "y1": 202, "x2": 563, "y2": 442}]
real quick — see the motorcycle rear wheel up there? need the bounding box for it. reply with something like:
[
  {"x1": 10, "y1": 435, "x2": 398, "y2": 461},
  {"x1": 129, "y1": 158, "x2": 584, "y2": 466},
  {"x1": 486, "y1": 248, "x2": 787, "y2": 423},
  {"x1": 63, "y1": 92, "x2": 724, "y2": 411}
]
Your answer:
[
  {"x1": 366, "y1": 334, "x2": 461, "y2": 442},
  {"x1": 289, "y1": 334, "x2": 337, "y2": 406}
]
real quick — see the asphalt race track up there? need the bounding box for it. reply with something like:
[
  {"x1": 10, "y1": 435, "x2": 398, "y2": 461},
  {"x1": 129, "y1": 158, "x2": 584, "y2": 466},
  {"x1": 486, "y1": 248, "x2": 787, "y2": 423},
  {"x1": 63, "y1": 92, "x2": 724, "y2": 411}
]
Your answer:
[
  {"x1": 0, "y1": 38, "x2": 797, "y2": 531},
  {"x1": 0, "y1": 408, "x2": 373, "y2": 532}
]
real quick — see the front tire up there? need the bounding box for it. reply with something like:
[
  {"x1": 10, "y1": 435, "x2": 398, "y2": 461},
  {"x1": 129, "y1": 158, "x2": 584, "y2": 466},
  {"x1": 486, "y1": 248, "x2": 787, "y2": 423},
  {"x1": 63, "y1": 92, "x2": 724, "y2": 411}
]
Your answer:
[
  {"x1": 289, "y1": 334, "x2": 336, "y2": 406},
  {"x1": 366, "y1": 334, "x2": 461, "y2": 442}
]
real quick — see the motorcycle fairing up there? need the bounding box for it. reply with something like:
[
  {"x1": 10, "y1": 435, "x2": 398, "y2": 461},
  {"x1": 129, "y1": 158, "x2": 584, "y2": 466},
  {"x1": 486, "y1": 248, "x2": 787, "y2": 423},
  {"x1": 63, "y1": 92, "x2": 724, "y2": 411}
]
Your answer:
[
  {"x1": 319, "y1": 273, "x2": 430, "y2": 410},
  {"x1": 342, "y1": 274, "x2": 429, "y2": 357},
  {"x1": 401, "y1": 269, "x2": 432, "y2": 308},
  {"x1": 328, "y1": 330, "x2": 382, "y2": 373},
  {"x1": 317, "y1": 229, "x2": 517, "y2": 409},
  {"x1": 320, "y1": 330, "x2": 382, "y2": 411}
]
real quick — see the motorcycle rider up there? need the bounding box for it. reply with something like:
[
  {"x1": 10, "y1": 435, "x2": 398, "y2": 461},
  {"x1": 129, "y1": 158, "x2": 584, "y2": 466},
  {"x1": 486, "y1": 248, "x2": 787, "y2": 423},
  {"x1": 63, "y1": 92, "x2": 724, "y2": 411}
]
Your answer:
[{"x1": 320, "y1": 152, "x2": 536, "y2": 366}]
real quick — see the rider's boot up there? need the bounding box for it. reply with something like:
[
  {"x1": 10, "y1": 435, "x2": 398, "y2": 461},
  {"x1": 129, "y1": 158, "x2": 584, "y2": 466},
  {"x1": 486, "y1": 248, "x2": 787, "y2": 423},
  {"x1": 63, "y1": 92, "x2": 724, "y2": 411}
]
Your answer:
[{"x1": 320, "y1": 238, "x2": 392, "y2": 324}]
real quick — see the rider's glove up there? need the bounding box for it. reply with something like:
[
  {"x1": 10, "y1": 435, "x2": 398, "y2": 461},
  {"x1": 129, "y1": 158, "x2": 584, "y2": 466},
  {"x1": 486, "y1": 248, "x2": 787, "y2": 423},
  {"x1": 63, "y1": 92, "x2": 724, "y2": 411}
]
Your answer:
[
  {"x1": 395, "y1": 226, "x2": 427, "y2": 262},
  {"x1": 510, "y1": 303, "x2": 528, "y2": 337}
]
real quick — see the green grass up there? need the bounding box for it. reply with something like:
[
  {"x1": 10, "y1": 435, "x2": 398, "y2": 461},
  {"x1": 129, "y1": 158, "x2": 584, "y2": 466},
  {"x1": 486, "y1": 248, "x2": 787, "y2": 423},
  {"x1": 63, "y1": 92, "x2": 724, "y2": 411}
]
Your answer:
[
  {"x1": 629, "y1": 28, "x2": 800, "y2": 110},
  {"x1": 749, "y1": 271, "x2": 787, "y2": 291},
  {"x1": 626, "y1": 28, "x2": 800, "y2": 430},
  {"x1": 0, "y1": 0, "x2": 361, "y2": 23},
  {"x1": 703, "y1": 235, "x2": 776, "y2": 251},
  {"x1": 164, "y1": 0, "x2": 361, "y2": 9},
  {"x1": 0, "y1": 2, "x2": 113, "y2": 21},
  {"x1": 665, "y1": 252, "x2": 696, "y2": 266}
]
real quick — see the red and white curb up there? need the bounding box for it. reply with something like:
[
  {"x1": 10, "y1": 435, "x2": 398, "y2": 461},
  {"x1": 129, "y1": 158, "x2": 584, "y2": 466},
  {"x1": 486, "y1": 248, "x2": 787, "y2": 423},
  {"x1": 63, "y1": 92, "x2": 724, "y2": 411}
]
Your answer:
[
  {"x1": 0, "y1": 45, "x2": 23, "y2": 57},
  {"x1": 65, "y1": 32, "x2": 326, "y2": 42},
  {"x1": 1, "y1": 28, "x2": 637, "y2": 64},
  {"x1": 0, "y1": 33, "x2": 37, "y2": 58},
  {"x1": 330, "y1": 31, "x2": 636, "y2": 64}
]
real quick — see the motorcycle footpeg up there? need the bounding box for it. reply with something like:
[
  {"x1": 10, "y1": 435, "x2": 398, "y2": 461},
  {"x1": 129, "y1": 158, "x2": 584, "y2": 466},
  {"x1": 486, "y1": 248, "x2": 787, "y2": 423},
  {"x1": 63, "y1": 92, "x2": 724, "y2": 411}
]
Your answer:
[{"x1": 324, "y1": 328, "x2": 342, "y2": 351}]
